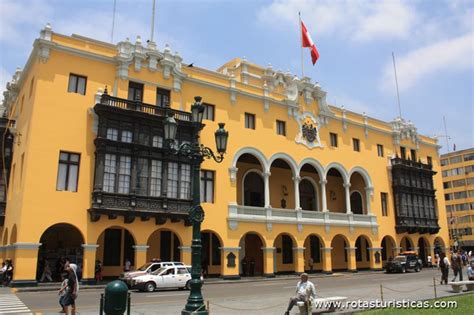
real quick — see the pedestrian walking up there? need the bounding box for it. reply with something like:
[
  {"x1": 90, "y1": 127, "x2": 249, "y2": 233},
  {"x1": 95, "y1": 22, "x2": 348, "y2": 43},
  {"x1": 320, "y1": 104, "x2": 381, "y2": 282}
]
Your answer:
[
  {"x1": 63, "y1": 263, "x2": 79, "y2": 315},
  {"x1": 439, "y1": 252, "x2": 450, "y2": 285},
  {"x1": 451, "y1": 250, "x2": 463, "y2": 282},
  {"x1": 40, "y1": 260, "x2": 53, "y2": 282},
  {"x1": 95, "y1": 260, "x2": 103, "y2": 283},
  {"x1": 58, "y1": 273, "x2": 68, "y2": 313},
  {"x1": 284, "y1": 273, "x2": 316, "y2": 315},
  {"x1": 427, "y1": 255, "x2": 432, "y2": 268}
]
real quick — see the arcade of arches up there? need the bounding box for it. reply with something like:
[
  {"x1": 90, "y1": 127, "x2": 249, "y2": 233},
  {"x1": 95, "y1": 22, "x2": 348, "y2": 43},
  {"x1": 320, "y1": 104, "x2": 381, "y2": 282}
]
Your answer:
[{"x1": 1, "y1": 220, "x2": 449, "y2": 282}]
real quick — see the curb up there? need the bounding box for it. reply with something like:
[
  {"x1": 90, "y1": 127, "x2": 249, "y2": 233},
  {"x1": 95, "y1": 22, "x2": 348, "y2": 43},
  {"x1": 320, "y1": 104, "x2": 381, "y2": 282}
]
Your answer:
[{"x1": 14, "y1": 270, "x2": 385, "y2": 293}]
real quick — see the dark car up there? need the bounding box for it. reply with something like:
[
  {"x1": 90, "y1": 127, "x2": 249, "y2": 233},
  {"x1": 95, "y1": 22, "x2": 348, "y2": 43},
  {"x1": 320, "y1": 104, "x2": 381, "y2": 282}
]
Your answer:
[{"x1": 385, "y1": 254, "x2": 422, "y2": 273}]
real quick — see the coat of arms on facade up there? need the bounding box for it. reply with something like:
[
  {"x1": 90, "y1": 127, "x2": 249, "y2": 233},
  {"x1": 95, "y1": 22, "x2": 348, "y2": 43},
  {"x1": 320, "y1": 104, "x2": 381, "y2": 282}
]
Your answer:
[{"x1": 295, "y1": 112, "x2": 322, "y2": 149}]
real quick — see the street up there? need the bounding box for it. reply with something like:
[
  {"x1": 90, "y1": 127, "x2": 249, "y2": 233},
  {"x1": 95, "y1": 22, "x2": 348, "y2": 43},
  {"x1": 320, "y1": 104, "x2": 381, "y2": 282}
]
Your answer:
[{"x1": 10, "y1": 269, "x2": 471, "y2": 314}]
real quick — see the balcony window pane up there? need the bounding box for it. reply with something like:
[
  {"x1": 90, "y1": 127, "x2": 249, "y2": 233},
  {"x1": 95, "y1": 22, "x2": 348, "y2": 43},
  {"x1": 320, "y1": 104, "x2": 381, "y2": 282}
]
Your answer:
[
  {"x1": 137, "y1": 158, "x2": 148, "y2": 195},
  {"x1": 167, "y1": 162, "x2": 179, "y2": 198},
  {"x1": 150, "y1": 160, "x2": 162, "y2": 197},
  {"x1": 118, "y1": 156, "x2": 131, "y2": 194},
  {"x1": 180, "y1": 164, "x2": 191, "y2": 199},
  {"x1": 67, "y1": 165, "x2": 78, "y2": 192},
  {"x1": 56, "y1": 164, "x2": 68, "y2": 190}
]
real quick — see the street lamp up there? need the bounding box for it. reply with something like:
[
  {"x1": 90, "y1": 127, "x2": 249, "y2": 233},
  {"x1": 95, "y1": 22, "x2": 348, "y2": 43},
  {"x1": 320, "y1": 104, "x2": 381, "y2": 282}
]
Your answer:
[{"x1": 164, "y1": 96, "x2": 229, "y2": 315}]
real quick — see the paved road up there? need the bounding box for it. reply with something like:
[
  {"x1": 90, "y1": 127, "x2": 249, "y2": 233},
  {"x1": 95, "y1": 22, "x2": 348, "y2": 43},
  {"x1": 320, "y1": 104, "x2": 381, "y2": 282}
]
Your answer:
[{"x1": 14, "y1": 269, "x2": 470, "y2": 314}]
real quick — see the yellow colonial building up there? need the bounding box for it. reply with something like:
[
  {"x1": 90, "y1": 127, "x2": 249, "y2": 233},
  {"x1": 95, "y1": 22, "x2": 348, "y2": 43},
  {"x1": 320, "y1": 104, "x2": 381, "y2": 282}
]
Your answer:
[
  {"x1": 0, "y1": 24, "x2": 449, "y2": 285},
  {"x1": 441, "y1": 148, "x2": 474, "y2": 251}
]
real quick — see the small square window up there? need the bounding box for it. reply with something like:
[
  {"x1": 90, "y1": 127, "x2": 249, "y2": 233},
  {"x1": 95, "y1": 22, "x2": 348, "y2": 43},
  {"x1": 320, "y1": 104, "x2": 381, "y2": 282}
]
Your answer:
[
  {"x1": 330, "y1": 133, "x2": 338, "y2": 147},
  {"x1": 353, "y1": 138, "x2": 360, "y2": 152},
  {"x1": 106, "y1": 128, "x2": 118, "y2": 141},
  {"x1": 152, "y1": 135, "x2": 163, "y2": 148},
  {"x1": 245, "y1": 113, "x2": 255, "y2": 129},
  {"x1": 276, "y1": 120, "x2": 286, "y2": 136},
  {"x1": 121, "y1": 130, "x2": 133, "y2": 143},
  {"x1": 56, "y1": 151, "x2": 81, "y2": 192},
  {"x1": 377, "y1": 144, "x2": 384, "y2": 157},
  {"x1": 400, "y1": 146, "x2": 406, "y2": 159},
  {"x1": 203, "y1": 103, "x2": 215, "y2": 121},
  {"x1": 128, "y1": 81, "x2": 144, "y2": 101},
  {"x1": 68, "y1": 74, "x2": 87, "y2": 95}
]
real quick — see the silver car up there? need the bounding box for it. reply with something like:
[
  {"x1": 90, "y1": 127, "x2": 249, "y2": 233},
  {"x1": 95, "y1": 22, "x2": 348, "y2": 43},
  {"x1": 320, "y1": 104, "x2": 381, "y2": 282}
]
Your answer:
[{"x1": 131, "y1": 265, "x2": 194, "y2": 292}]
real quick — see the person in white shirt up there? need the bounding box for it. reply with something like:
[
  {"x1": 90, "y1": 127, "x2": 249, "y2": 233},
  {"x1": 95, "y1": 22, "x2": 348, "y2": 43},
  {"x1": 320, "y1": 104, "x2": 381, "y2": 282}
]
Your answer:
[
  {"x1": 427, "y1": 255, "x2": 432, "y2": 268},
  {"x1": 284, "y1": 273, "x2": 316, "y2": 315}
]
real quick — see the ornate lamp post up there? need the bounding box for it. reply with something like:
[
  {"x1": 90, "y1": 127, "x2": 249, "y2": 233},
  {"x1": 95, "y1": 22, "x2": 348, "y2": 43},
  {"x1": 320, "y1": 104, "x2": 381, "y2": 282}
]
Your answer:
[{"x1": 164, "y1": 96, "x2": 229, "y2": 315}]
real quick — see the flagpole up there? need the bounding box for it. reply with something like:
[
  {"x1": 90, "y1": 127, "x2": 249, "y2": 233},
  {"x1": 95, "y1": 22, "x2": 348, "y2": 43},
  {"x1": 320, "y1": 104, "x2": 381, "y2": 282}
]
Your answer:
[
  {"x1": 443, "y1": 116, "x2": 451, "y2": 153},
  {"x1": 299, "y1": 12, "x2": 304, "y2": 78},
  {"x1": 392, "y1": 52, "x2": 402, "y2": 118},
  {"x1": 151, "y1": 0, "x2": 156, "y2": 42},
  {"x1": 111, "y1": 0, "x2": 117, "y2": 43}
]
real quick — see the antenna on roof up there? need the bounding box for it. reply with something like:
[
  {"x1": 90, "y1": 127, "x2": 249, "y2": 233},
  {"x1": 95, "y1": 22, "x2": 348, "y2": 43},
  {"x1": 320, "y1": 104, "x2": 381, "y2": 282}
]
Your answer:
[
  {"x1": 150, "y1": 0, "x2": 156, "y2": 43},
  {"x1": 111, "y1": 0, "x2": 117, "y2": 43},
  {"x1": 392, "y1": 52, "x2": 402, "y2": 119}
]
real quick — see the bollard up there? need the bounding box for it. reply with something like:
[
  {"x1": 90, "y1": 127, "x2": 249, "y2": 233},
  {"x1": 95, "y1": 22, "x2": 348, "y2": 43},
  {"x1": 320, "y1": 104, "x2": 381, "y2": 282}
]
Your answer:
[
  {"x1": 127, "y1": 292, "x2": 131, "y2": 315},
  {"x1": 433, "y1": 277, "x2": 437, "y2": 299},
  {"x1": 380, "y1": 284, "x2": 384, "y2": 302},
  {"x1": 206, "y1": 300, "x2": 210, "y2": 314},
  {"x1": 100, "y1": 293, "x2": 104, "y2": 315},
  {"x1": 104, "y1": 280, "x2": 129, "y2": 315}
]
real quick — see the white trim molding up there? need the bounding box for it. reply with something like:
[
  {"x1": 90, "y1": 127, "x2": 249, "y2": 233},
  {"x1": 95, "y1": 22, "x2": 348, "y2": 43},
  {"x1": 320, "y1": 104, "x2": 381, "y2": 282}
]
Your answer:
[
  {"x1": 81, "y1": 244, "x2": 99, "y2": 251},
  {"x1": 13, "y1": 242, "x2": 42, "y2": 250},
  {"x1": 132, "y1": 245, "x2": 150, "y2": 252}
]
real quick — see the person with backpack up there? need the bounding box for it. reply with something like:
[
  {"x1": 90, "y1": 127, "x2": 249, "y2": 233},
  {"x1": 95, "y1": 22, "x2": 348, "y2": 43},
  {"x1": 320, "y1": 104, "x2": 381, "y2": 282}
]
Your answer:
[
  {"x1": 439, "y1": 252, "x2": 450, "y2": 285},
  {"x1": 451, "y1": 250, "x2": 463, "y2": 282}
]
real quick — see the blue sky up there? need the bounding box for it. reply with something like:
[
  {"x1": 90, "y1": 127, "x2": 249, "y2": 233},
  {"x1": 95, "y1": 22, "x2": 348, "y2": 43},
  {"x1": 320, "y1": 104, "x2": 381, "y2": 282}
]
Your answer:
[{"x1": 0, "y1": 0, "x2": 472, "y2": 153}]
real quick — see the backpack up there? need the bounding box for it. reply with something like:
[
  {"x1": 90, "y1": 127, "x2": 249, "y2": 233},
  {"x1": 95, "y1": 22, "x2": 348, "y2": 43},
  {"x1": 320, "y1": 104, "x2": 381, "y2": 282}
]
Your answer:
[{"x1": 439, "y1": 257, "x2": 446, "y2": 268}]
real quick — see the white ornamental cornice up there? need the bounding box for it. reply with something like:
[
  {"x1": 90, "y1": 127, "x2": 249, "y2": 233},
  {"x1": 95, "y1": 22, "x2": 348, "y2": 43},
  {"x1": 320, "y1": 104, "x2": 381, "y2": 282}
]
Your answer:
[
  {"x1": 145, "y1": 41, "x2": 164, "y2": 72},
  {"x1": 115, "y1": 38, "x2": 133, "y2": 79},
  {"x1": 132, "y1": 36, "x2": 147, "y2": 72},
  {"x1": 391, "y1": 117, "x2": 420, "y2": 146}
]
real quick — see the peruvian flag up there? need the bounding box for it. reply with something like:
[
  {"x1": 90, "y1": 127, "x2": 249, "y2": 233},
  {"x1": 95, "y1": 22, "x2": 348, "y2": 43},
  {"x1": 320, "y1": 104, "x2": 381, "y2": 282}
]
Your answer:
[{"x1": 301, "y1": 19, "x2": 319, "y2": 65}]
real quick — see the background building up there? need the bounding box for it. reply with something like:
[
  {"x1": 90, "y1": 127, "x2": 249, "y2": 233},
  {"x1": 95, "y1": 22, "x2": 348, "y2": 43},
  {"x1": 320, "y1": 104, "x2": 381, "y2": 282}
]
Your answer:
[
  {"x1": 441, "y1": 148, "x2": 474, "y2": 251},
  {"x1": 0, "y1": 24, "x2": 449, "y2": 286}
]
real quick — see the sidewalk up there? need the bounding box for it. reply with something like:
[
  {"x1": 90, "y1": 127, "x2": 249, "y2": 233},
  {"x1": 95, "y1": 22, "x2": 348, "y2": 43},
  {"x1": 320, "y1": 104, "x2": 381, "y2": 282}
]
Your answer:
[{"x1": 13, "y1": 270, "x2": 382, "y2": 293}]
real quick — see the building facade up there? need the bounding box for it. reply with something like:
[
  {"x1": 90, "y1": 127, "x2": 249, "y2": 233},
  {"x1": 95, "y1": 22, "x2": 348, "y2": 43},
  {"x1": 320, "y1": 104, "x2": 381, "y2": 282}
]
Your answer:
[
  {"x1": 441, "y1": 148, "x2": 474, "y2": 251},
  {"x1": 0, "y1": 24, "x2": 449, "y2": 285}
]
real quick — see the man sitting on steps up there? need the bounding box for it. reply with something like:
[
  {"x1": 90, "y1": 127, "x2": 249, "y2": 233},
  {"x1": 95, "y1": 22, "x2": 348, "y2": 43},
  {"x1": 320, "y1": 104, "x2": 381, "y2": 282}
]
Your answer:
[{"x1": 284, "y1": 273, "x2": 316, "y2": 315}]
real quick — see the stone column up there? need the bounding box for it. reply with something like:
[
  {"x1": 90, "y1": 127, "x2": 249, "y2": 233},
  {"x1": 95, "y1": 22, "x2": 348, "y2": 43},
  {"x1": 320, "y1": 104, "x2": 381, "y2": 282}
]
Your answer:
[
  {"x1": 320, "y1": 179, "x2": 328, "y2": 212},
  {"x1": 368, "y1": 247, "x2": 383, "y2": 271},
  {"x1": 264, "y1": 171, "x2": 271, "y2": 208},
  {"x1": 133, "y1": 245, "x2": 149, "y2": 270},
  {"x1": 81, "y1": 244, "x2": 99, "y2": 284},
  {"x1": 393, "y1": 246, "x2": 402, "y2": 256},
  {"x1": 293, "y1": 247, "x2": 306, "y2": 274},
  {"x1": 322, "y1": 247, "x2": 333, "y2": 274},
  {"x1": 10, "y1": 243, "x2": 41, "y2": 286},
  {"x1": 179, "y1": 246, "x2": 192, "y2": 265},
  {"x1": 365, "y1": 187, "x2": 373, "y2": 215},
  {"x1": 346, "y1": 247, "x2": 357, "y2": 272},
  {"x1": 220, "y1": 247, "x2": 241, "y2": 280},
  {"x1": 293, "y1": 176, "x2": 301, "y2": 210},
  {"x1": 344, "y1": 183, "x2": 352, "y2": 214},
  {"x1": 261, "y1": 247, "x2": 276, "y2": 277}
]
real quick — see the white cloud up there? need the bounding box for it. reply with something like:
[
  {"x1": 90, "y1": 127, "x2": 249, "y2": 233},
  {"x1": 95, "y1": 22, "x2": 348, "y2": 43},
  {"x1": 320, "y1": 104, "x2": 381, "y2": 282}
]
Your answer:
[
  {"x1": 381, "y1": 33, "x2": 474, "y2": 92},
  {"x1": 257, "y1": 0, "x2": 419, "y2": 42}
]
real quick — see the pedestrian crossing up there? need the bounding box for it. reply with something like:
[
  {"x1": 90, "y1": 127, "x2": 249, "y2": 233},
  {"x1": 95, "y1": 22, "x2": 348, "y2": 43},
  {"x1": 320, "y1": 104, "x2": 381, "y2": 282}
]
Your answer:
[{"x1": 0, "y1": 294, "x2": 32, "y2": 314}]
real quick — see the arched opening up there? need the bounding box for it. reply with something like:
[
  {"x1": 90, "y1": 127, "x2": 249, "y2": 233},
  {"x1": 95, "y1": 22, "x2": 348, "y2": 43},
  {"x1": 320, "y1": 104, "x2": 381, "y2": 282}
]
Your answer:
[
  {"x1": 303, "y1": 234, "x2": 324, "y2": 273},
  {"x1": 349, "y1": 171, "x2": 369, "y2": 214},
  {"x1": 201, "y1": 230, "x2": 222, "y2": 277},
  {"x1": 10, "y1": 225, "x2": 17, "y2": 244},
  {"x1": 331, "y1": 235, "x2": 349, "y2": 271},
  {"x1": 381, "y1": 236, "x2": 396, "y2": 264},
  {"x1": 299, "y1": 162, "x2": 322, "y2": 211},
  {"x1": 326, "y1": 168, "x2": 346, "y2": 213},
  {"x1": 400, "y1": 236, "x2": 414, "y2": 252},
  {"x1": 418, "y1": 237, "x2": 430, "y2": 266},
  {"x1": 270, "y1": 159, "x2": 294, "y2": 209},
  {"x1": 146, "y1": 229, "x2": 181, "y2": 264},
  {"x1": 300, "y1": 179, "x2": 317, "y2": 211},
  {"x1": 236, "y1": 153, "x2": 265, "y2": 207},
  {"x1": 274, "y1": 233, "x2": 295, "y2": 274},
  {"x1": 97, "y1": 227, "x2": 136, "y2": 277},
  {"x1": 355, "y1": 235, "x2": 371, "y2": 270},
  {"x1": 350, "y1": 191, "x2": 364, "y2": 215},
  {"x1": 37, "y1": 223, "x2": 84, "y2": 282},
  {"x1": 243, "y1": 172, "x2": 264, "y2": 207},
  {"x1": 239, "y1": 232, "x2": 264, "y2": 277}
]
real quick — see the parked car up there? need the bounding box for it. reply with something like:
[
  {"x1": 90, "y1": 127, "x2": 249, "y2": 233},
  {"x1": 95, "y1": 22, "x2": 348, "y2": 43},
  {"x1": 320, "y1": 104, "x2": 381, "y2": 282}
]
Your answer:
[
  {"x1": 132, "y1": 265, "x2": 194, "y2": 292},
  {"x1": 120, "y1": 261, "x2": 184, "y2": 287},
  {"x1": 385, "y1": 254, "x2": 422, "y2": 273}
]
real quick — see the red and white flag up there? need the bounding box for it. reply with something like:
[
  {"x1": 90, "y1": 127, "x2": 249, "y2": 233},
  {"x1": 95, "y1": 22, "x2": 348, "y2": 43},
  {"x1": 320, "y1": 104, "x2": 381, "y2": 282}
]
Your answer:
[{"x1": 301, "y1": 19, "x2": 319, "y2": 65}]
